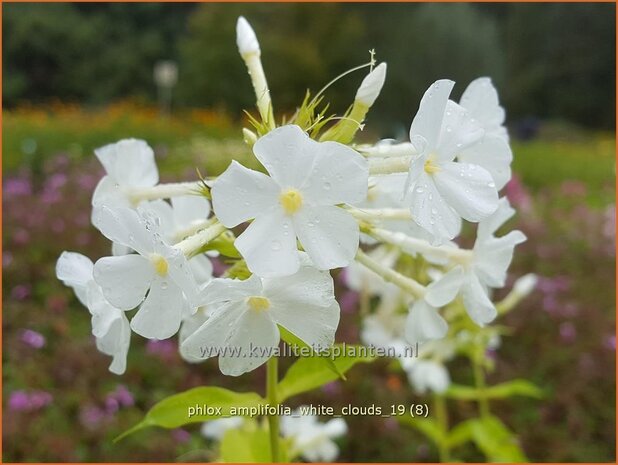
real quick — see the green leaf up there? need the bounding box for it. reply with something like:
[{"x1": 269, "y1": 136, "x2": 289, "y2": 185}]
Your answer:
[
  {"x1": 278, "y1": 326, "x2": 346, "y2": 380},
  {"x1": 446, "y1": 420, "x2": 475, "y2": 448},
  {"x1": 445, "y1": 379, "x2": 544, "y2": 400},
  {"x1": 468, "y1": 416, "x2": 527, "y2": 462},
  {"x1": 277, "y1": 344, "x2": 375, "y2": 402},
  {"x1": 398, "y1": 416, "x2": 445, "y2": 446},
  {"x1": 219, "y1": 427, "x2": 288, "y2": 463},
  {"x1": 115, "y1": 387, "x2": 265, "y2": 441},
  {"x1": 200, "y1": 231, "x2": 240, "y2": 258}
]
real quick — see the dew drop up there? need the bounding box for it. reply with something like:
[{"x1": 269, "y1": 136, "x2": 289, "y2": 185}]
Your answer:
[
  {"x1": 271, "y1": 240, "x2": 281, "y2": 251},
  {"x1": 323, "y1": 182, "x2": 332, "y2": 191}
]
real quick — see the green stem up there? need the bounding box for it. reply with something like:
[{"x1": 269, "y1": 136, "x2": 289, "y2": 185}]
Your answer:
[
  {"x1": 433, "y1": 394, "x2": 451, "y2": 462},
  {"x1": 473, "y1": 351, "x2": 491, "y2": 419},
  {"x1": 266, "y1": 357, "x2": 280, "y2": 462}
]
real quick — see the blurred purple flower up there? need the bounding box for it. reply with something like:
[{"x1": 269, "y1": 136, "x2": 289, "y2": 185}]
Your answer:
[
  {"x1": 46, "y1": 173, "x2": 68, "y2": 191},
  {"x1": 8, "y1": 391, "x2": 31, "y2": 412},
  {"x1": 560, "y1": 180, "x2": 587, "y2": 197},
  {"x1": 3, "y1": 252, "x2": 13, "y2": 268},
  {"x1": 51, "y1": 218, "x2": 66, "y2": 233},
  {"x1": 559, "y1": 322, "x2": 577, "y2": 343},
  {"x1": 321, "y1": 381, "x2": 341, "y2": 396},
  {"x1": 20, "y1": 329, "x2": 46, "y2": 349},
  {"x1": 109, "y1": 385, "x2": 134, "y2": 408},
  {"x1": 339, "y1": 290, "x2": 359, "y2": 314},
  {"x1": 172, "y1": 428, "x2": 192, "y2": 443},
  {"x1": 146, "y1": 339, "x2": 177, "y2": 361},
  {"x1": 505, "y1": 175, "x2": 532, "y2": 213},
  {"x1": 11, "y1": 284, "x2": 31, "y2": 301},
  {"x1": 8, "y1": 390, "x2": 52, "y2": 412},
  {"x1": 80, "y1": 405, "x2": 107, "y2": 430},
  {"x1": 604, "y1": 335, "x2": 616, "y2": 351},
  {"x1": 4, "y1": 177, "x2": 32, "y2": 197},
  {"x1": 13, "y1": 228, "x2": 31, "y2": 245},
  {"x1": 77, "y1": 174, "x2": 99, "y2": 190}
]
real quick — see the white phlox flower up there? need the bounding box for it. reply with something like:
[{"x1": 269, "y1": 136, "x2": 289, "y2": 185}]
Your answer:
[
  {"x1": 91, "y1": 205, "x2": 198, "y2": 340},
  {"x1": 428, "y1": 198, "x2": 527, "y2": 327},
  {"x1": 406, "y1": 359, "x2": 451, "y2": 394},
  {"x1": 56, "y1": 251, "x2": 130, "y2": 375},
  {"x1": 212, "y1": 124, "x2": 368, "y2": 277},
  {"x1": 404, "y1": 79, "x2": 499, "y2": 242},
  {"x1": 281, "y1": 409, "x2": 347, "y2": 462},
  {"x1": 92, "y1": 139, "x2": 159, "y2": 215},
  {"x1": 458, "y1": 77, "x2": 512, "y2": 189},
  {"x1": 146, "y1": 196, "x2": 212, "y2": 243},
  {"x1": 201, "y1": 416, "x2": 244, "y2": 440},
  {"x1": 181, "y1": 256, "x2": 340, "y2": 376}
]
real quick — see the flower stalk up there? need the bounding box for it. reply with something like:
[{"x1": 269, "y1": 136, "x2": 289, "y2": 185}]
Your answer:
[
  {"x1": 175, "y1": 221, "x2": 227, "y2": 257},
  {"x1": 266, "y1": 357, "x2": 280, "y2": 462},
  {"x1": 367, "y1": 156, "x2": 413, "y2": 175},
  {"x1": 355, "y1": 249, "x2": 425, "y2": 298},
  {"x1": 128, "y1": 182, "x2": 205, "y2": 204}
]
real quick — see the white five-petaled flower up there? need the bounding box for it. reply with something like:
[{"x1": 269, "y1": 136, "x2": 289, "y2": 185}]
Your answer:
[
  {"x1": 181, "y1": 257, "x2": 340, "y2": 376},
  {"x1": 425, "y1": 198, "x2": 527, "y2": 327},
  {"x1": 91, "y1": 206, "x2": 198, "y2": 340},
  {"x1": 404, "y1": 79, "x2": 499, "y2": 242},
  {"x1": 92, "y1": 139, "x2": 158, "y2": 216},
  {"x1": 147, "y1": 196, "x2": 212, "y2": 242},
  {"x1": 212, "y1": 125, "x2": 368, "y2": 277},
  {"x1": 281, "y1": 410, "x2": 347, "y2": 462},
  {"x1": 457, "y1": 77, "x2": 513, "y2": 189},
  {"x1": 56, "y1": 252, "x2": 131, "y2": 375}
]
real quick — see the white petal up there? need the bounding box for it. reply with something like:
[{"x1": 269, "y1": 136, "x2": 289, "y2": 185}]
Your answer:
[
  {"x1": 252, "y1": 125, "x2": 317, "y2": 188},
  {"x1": 199, "y1": 275, "x2": 262, "y2": 306},
  {"x1": 56, "y1": 252, "x2": 94, "y2": 303},
  {"x1": 189, "y1": 254, "x2": 213, "y2": 285},
  {"x1": 95, "y1": 139, "x2": 158, "y2": 187},
  {"x1": 293, "y1": 206, "x2": 359, "y2": 270},
  {"x1": 409, "y1": 80, "x2": 455, "y2": 153},
  {"x1": 93, "y1": 255, "x2": 153, "y2": 310},
  {"x1": 433, "y1": 161, "x2": 499, "y2": 222},
  {"x1": 181, "y1": 301, "x2": 246, "y2": 360},
  {"x1": 112, "y1": 242, "x2": 131, "y2": 256},
  {"x1": 405, "y1": 300, "x2": 448, "y2": 345},
  {"x1": 324, "y1": 418, "x2": 348, "y2": 438},
  {"x1": 477, "y1": 197, "x2": 515, "y2": 241},
  {"x1": 459, "y1": 135, "x2": 512, "y2": 189},
  {"x1": 219, "y1": 308, "x2": 279, "y2": 376},
  {"x1": 310, "y1": 440, "x2": 339, "y2": 462},
  {"x1": 95, "y1": 311, "x2": 131, "y2": 375},
  {"x1": 425, "y1": 266, "x2": 465, "y2": 307},
  {"x1": 142, "y1": 200, "x2": 174, "y2": 239},
  {"x1": 91, "y1": 176, "x2": 132, "y2": 213},
  {"x1": 211, "y1": 161, "x2": 280, "y2": 227},
  {"x1": 179, "y1": 309, "x2": 210, "y2": 363},
  {"x1": 92, "y1": 206, "x2": 154, "y2": 256},
  {"x1": 408, "y1": 360, "x2": 450, "y2": 394},
  {"x1": 162, "y1": 244, "x2": 200, "y2": 306},
  {"x1": 171, "y1": 195, "x2": 211, "y2": 227},
  {"x1": 263, "y1": 261, "x2": 336, "y2": 308},
  {"x1": 462, "y1": 273, "x2": 497, "y2": 325},
  {"x1": 437, "y1": 100, "x2": 484, "y2": 162},
  {"x1": 130, "y1": 278, "x2": 185, "y2": 339},
  {"x1": 236, "y1": 16, "x2": 260, "y2": 55},
  {"x1": 460, "y1": 77, "x2": 506, "y2": 130},
  {"x1": 235, "y1": 209, "x2": 299, "y2": 277},
  {"x1": 473, "y1": 230, "x2": 526, "y2": 287},
  {"x1": 405, "y1": 172, "x2": 462, "y2": 242},
  {"x1": 270, "y1": 300, "x2": 339, "y2": 351},
  {"x1": 300, "y1": 141, "x2": 368, "y2": 205}
]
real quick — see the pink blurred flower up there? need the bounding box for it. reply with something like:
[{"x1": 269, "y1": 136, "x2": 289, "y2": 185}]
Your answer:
[
  {"x1": 3, "y1": 252, "x2": 13, "y2": 268},
  {"x1": 4, "y1": 177, "x2": 32, "y2": 197},
  {"x1": 505, "y1": 175, "x2": 533, "y2": 213},
  {"x1": 560, "y1": 180, "x2": 587, "y2": 197},
  {"x1": 8, "y1": 391, "x2": 31, "y2": 411},
  {"x1": 20, "y1": 329, "x2": 46, "y2": 349},
  {"x1": 146, "y1": 339, "x2": 177, "y2": 361},
  {"x1": 559, "y1": 322, "x2": 577, "y2": 343},
  {"x1": 339, "y1": 290, "x2": 359, "y2": 314},
  {"x1": 8, "y1": 390, "x2": 53, "y2": 412},
  {"x1": 11, "y1": 284, "x2": 31, "y2": 301},
  {"x1": 172, "y1": 428, "x2": 192, "y2": 443},
  {"x1": 13, "y1": 229, "x2": 30, "y2": 245}
]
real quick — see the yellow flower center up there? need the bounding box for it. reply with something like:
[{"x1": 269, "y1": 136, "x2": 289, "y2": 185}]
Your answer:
[
  {"x1": 424, "y1": 155, "x2": 441, "y2": 174},
  {"x1": 279, "y1": 188, "x2": 303, "y2": 215},
  {"x1": 247, "y1": 296, "x2": 270, "y2": 312},
  {"x1": 150, "y1": 254, "x2": 169, "y2": 277}
]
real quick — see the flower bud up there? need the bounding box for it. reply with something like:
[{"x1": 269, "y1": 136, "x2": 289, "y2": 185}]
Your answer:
[
  {"x1": 513, "y1": 273, "x2": 538, "y2": 297},
  {"x1": 242, "y1": 128, "x2": 258, "y2": 147},
  {"x1": 236, "y1": 16, "x2": 260, "y2": 57},
  {"x1": 355, "y1": 62, "x2": 387, "y2": 107}
]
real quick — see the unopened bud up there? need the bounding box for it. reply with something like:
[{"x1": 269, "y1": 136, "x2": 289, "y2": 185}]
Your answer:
[
  {"x1": 513, "y1": 273, "x2": 538, "y2": 297},
  {"x1": 355, "y1": 62, "x2": 387, "y2": 107},
  {"x1": 236, "y1": 16, "x2": 260, "y2": 57},
  {"x1": 242, "y1": 128, "x2": 258, "y2": 147}
]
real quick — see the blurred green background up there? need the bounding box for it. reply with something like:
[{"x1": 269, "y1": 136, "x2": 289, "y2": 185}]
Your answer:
[{"x1": 3, "y1": 2, "x2": 616, "y2": 463}]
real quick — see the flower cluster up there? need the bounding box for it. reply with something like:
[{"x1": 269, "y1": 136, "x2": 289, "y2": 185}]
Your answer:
[{"x1": 56, "y1": 16, "x2": 528, "y2": 384}]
